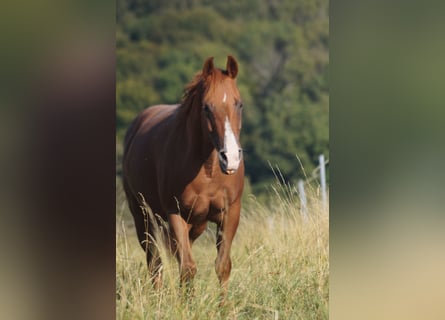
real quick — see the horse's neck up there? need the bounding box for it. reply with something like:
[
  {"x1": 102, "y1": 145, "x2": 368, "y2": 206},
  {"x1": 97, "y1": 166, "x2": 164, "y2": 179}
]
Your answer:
[{"x1": 176, "y1": 99, "x2": 215, "y2": 161}]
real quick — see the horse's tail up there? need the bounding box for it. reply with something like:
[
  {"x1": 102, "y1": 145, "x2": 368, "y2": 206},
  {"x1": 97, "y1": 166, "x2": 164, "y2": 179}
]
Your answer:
[
  {"x1": 123, "y1": 112, "x2": 142, "y2": 160},
  {"x1": 122, "y1": 112, "x2": 144, "y2": 185}
]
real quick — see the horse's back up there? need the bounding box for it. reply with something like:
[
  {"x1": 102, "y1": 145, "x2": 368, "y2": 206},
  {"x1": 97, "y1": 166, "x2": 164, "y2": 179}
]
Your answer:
[
  {"x1": 122, "y1": 104, "x2": 180, "y2": 214},
  {"x1": 123, "y1": 104, "x2": 179, "y2": 159}
]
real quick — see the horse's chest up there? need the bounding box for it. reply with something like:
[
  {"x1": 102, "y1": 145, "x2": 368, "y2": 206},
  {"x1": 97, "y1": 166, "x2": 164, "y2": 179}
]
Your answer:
[{"x1": 180, "y1": 186, "x2": 228, "y2": 221}]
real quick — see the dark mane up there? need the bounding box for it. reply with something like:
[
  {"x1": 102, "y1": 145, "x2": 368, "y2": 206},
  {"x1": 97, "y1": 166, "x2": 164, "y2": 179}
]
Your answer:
[
  {"x1": 181, "y1": 72, "x2": 205, "y2": 105},
  {"x1": 181, "y1": 68, "x2": 226, "y2": 105}
]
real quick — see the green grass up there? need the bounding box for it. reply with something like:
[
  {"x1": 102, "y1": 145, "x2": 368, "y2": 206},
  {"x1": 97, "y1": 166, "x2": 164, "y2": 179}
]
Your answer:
[{"x1": 116, "y1": 179, "x2": 329, "y2": 319}]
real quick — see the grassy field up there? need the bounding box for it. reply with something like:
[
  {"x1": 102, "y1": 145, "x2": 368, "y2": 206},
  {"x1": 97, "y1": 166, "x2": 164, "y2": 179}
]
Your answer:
[{"x1": 116, "y1": 179, "x2": 329, "y2": 319}]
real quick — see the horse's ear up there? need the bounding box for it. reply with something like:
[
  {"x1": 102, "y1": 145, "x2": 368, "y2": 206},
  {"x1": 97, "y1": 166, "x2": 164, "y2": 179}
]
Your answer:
[
  {"x1": 226, "y1": 55, "x2": 238, "y2": 79},
  {"x1": 202, "y1": 57, "x2": 214, "y2": 77}
]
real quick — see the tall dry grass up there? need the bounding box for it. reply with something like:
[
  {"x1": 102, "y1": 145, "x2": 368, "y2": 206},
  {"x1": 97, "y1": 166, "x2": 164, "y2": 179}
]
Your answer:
[{"x1": 116, "y1": 176, "x2": 328, "y2": 319}]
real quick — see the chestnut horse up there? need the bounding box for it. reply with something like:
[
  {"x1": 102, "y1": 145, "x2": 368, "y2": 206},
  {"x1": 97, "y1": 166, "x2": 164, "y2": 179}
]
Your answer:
[{"x1": 122, "y1": 56, "x2": 244, "y2": 293}]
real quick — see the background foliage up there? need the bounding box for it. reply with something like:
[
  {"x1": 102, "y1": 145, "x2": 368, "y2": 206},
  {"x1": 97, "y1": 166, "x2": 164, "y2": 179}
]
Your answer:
[{"x1": 116, "y1": 0, "x2": 329, "y2": 195}]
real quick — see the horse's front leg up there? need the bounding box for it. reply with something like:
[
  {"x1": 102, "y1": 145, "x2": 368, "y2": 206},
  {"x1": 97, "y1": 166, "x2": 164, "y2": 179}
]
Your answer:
[
  {"x1": 215, "y1": 199, "x2": 241, "y2": 294},
  {"x1": 168, "y1": 213, "x2": 197, "y2": 285}
]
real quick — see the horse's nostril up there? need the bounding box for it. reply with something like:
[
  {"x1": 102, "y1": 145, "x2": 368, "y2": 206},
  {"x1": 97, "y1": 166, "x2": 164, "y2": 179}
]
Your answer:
[{"x1": 219, "y1": 150, "x2": 228, "y2": 163}]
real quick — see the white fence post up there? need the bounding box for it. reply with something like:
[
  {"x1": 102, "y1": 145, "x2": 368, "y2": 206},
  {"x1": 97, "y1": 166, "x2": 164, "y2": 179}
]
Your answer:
[
  {"x1": 297, "y1": 179, "x2": 308, "y2": 222},
  {"x1": 319, "y1": 154, "x2": 327, "y2": 210}
]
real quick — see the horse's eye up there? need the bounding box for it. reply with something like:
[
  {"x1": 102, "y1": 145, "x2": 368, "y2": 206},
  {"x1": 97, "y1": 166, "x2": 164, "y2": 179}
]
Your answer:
[
  {"x1": 204, "y1": 104, "x2": 211, "y2": 113},
  {"x1": 238, "y1": 102, "x2": 244, "y2": 109}
]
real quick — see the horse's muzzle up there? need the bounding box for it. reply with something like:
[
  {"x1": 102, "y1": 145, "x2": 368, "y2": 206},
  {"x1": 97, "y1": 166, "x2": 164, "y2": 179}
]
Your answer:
[{"x1": 218, "y1": 148, "x2": 242, "y2": 175}]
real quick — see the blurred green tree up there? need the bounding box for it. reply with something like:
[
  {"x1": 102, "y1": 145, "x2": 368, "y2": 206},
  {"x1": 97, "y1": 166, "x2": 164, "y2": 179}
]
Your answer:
[{"x1": 116, "y1": 0, "x2": 329, "y2": 194}]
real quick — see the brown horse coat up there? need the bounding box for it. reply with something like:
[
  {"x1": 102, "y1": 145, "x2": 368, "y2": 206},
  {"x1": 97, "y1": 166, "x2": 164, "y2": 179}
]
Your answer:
[{"x1": 122, "y1": 56, "x2": 244, "y2": 291}]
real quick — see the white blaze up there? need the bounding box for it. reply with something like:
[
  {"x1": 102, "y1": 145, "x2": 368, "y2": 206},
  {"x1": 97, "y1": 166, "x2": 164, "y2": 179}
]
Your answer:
[
  {"x1": 224, "y1": 116, "x2": 240, "y2": 171},
  {"x1": 222, "y1": 92, "x2": 227, "y2": 103}
]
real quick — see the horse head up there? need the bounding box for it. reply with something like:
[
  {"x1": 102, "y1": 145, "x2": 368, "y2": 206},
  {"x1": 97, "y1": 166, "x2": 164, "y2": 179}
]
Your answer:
[{"x1": 199, "y1": 56, "x2": 243, "y2": 175}]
